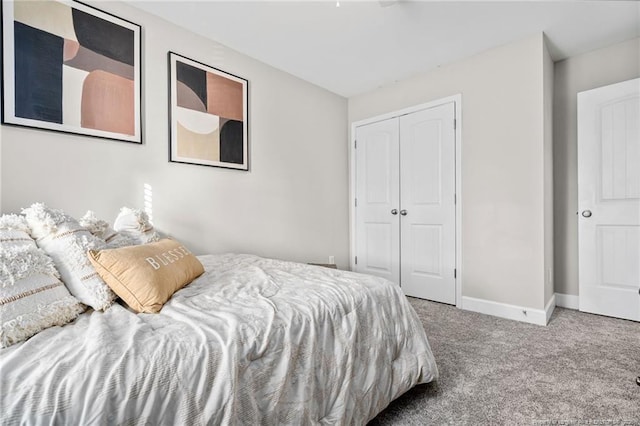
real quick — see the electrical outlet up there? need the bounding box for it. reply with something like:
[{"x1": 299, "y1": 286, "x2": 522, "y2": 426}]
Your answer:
[{"x1": 329, "y1": 255, "x2": 335, "y2": 264}]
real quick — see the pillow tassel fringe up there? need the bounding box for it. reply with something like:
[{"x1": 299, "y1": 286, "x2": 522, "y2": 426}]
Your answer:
[{"x1": 0, "y1": 295, "x2": 85, "y2": 348}]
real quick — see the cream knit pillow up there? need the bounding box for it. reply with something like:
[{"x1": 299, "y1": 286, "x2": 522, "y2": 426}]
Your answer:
[
  {"x1": 23, "y1": 203, "x2": 116, "y2": 311},
  {"x1": 0, "y1": 214, "x2": 34, "y2": 250},
  {"x1": 113, "y1": 207, "x2": 159, "y2": 245},
  {"x1": 0, "y1": 214, "x2": 84, "y2": 348},
  {"x1": 79, "y1": 210, "x2": 137, "y2": 248}
]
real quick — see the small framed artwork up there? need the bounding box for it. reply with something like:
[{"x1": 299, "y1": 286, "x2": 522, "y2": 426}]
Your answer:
[
  {"x1": 168, "y1": 52, "x2": 248, "y2": 170},
  {"x1": 1, "y1": 0, "x2": 142, "y2": 143}
]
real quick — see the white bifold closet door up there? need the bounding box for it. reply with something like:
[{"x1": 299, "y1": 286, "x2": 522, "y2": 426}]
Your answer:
[
  {"x1": 399, "y1": 103, "x2": 456, "y2": 303},
  {"x1": 578, "y1": 78, "x2": 640, "y2": 322},
  {"x1": 354, "y1": 118, "x2": 401, "y2": 284},
  {"x1": 355, "y1": 102, "x2": 456, "y2": 304}
]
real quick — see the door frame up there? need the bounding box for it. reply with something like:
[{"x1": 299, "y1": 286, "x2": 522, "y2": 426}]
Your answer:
[{"x1": 349, "y1": 94, "x2": 463, "y2": 308}]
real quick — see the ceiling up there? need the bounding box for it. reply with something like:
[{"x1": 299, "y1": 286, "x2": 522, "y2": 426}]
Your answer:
[{"x1": 130, "y1": 0, "x2": 640, "y2": 97}]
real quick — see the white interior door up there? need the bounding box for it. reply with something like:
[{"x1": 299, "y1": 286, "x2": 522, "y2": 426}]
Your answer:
[
  {"x1": 400, "y1": 103, "x2": 456, "y2": 304},
  {"x1": 578, "y1": 78, "x2": 640, "y2": 322},
  {"x1": 354, "y1": 118, "x2": 400, "y2": 284}
]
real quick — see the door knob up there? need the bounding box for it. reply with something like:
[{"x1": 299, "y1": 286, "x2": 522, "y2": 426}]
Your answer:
[
  {"x1": 400, "y1": 210, "x2": 408, "y2": 216},
  {"x1": 581, "y1": 210, "x2": 592, "y2": 218},
  {"x1": 391, "y1": 209, "x2": 398, "y2": 215}
]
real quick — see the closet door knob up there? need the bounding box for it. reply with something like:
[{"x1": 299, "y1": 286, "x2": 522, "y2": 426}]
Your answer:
[
  {"x1": 400, "y1": 210, "x2": 408, "y2": 216},
  {"x1": 391, "y1": 209, "x2": 398, "y2": 215}
]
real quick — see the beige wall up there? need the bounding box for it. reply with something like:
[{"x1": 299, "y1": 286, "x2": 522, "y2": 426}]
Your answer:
[
  {"x1": 0, "y1": 2, "x2": 350, "y2": 268},
  {"x1": 553, "y1": 37, "x2": 640, "y2": 296},
  {"x1": 349, "y1": 33, "x2": 550, "y2": 311}
]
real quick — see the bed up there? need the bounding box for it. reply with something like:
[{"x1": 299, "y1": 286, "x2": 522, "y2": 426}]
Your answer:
[{"x1": 0, "y1": 253, "x2": 438, "y2": 425}]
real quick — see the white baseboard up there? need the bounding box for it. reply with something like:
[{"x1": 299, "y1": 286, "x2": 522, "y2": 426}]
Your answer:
[
  {"x1": 545, "y1": 294, "x2": 556, "y2": 324},
  {"x1": 461, "y1": 296, "x2": 550, "y2": 326},
  {"x1": 555, "y1": 293, "x2": 579, "y2": 310}
]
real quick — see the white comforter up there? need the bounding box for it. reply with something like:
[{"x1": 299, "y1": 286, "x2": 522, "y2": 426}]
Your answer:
[{"x1": 0, "y1": 254, "x2": 438, "y2": 425}]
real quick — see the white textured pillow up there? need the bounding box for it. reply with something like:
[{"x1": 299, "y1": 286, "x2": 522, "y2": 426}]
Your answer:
[
  {"x1": 0, "y1": 215, "x2": 84, "y2": 348},
  {"x1": 113, "y1": 207, "x2": 160, "y2": 245},
  {"x1": 0, "y1": 214, "x2": 34, "y2": 250},
  {"x1": 79, "y1": 211, "x2": 136, "y2": 248},
  {"x1": 22, "y1": 203, "x2": 116, "y2": 311}
]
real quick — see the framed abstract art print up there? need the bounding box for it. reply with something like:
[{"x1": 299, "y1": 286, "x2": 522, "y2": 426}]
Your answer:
[
  {"x1": 168, "y1": 52, "x2": 248, "y2": 170},
  {"x1": 1, "y1": 0, "x2": 142, "y2": 143}
]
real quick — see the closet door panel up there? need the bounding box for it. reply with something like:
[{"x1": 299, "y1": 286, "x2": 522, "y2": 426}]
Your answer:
[
  {"x1": 400, "y1": 102, "x2": 456, "y2": 304},
  {"x1": 354, "y1": 118, "x2": 400, "y2": 284}
]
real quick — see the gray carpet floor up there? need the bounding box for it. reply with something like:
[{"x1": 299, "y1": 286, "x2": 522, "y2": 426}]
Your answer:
[{"x1": 370, "y1": 298, "x2": 640, "y2": 425}]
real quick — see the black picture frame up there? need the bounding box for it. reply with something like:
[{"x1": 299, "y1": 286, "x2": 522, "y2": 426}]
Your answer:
[
  {"x1": 168, "y1": 52, "x2": 249, "y2": 170},
  {"x1": 1, "y1": 0, "x2": 142, "y2": 143}
]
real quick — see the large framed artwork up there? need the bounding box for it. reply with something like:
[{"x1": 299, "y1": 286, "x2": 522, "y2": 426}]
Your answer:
[
  {"x1": 1, "y1": 0, "x2": 142, "y2": 143},
  {"x1": 168, "y1": 52, "x2": 248, "y2": 170}
]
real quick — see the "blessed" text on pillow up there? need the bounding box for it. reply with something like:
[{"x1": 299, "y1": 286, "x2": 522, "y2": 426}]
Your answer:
[{"x1": 145, "y1": 246, "x2": 192, "y2": 270}]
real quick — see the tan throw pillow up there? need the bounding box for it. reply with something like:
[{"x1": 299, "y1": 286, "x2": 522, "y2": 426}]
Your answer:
[{"x1": 87, "y1": 239, "x2": 204, "y2": 313}]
